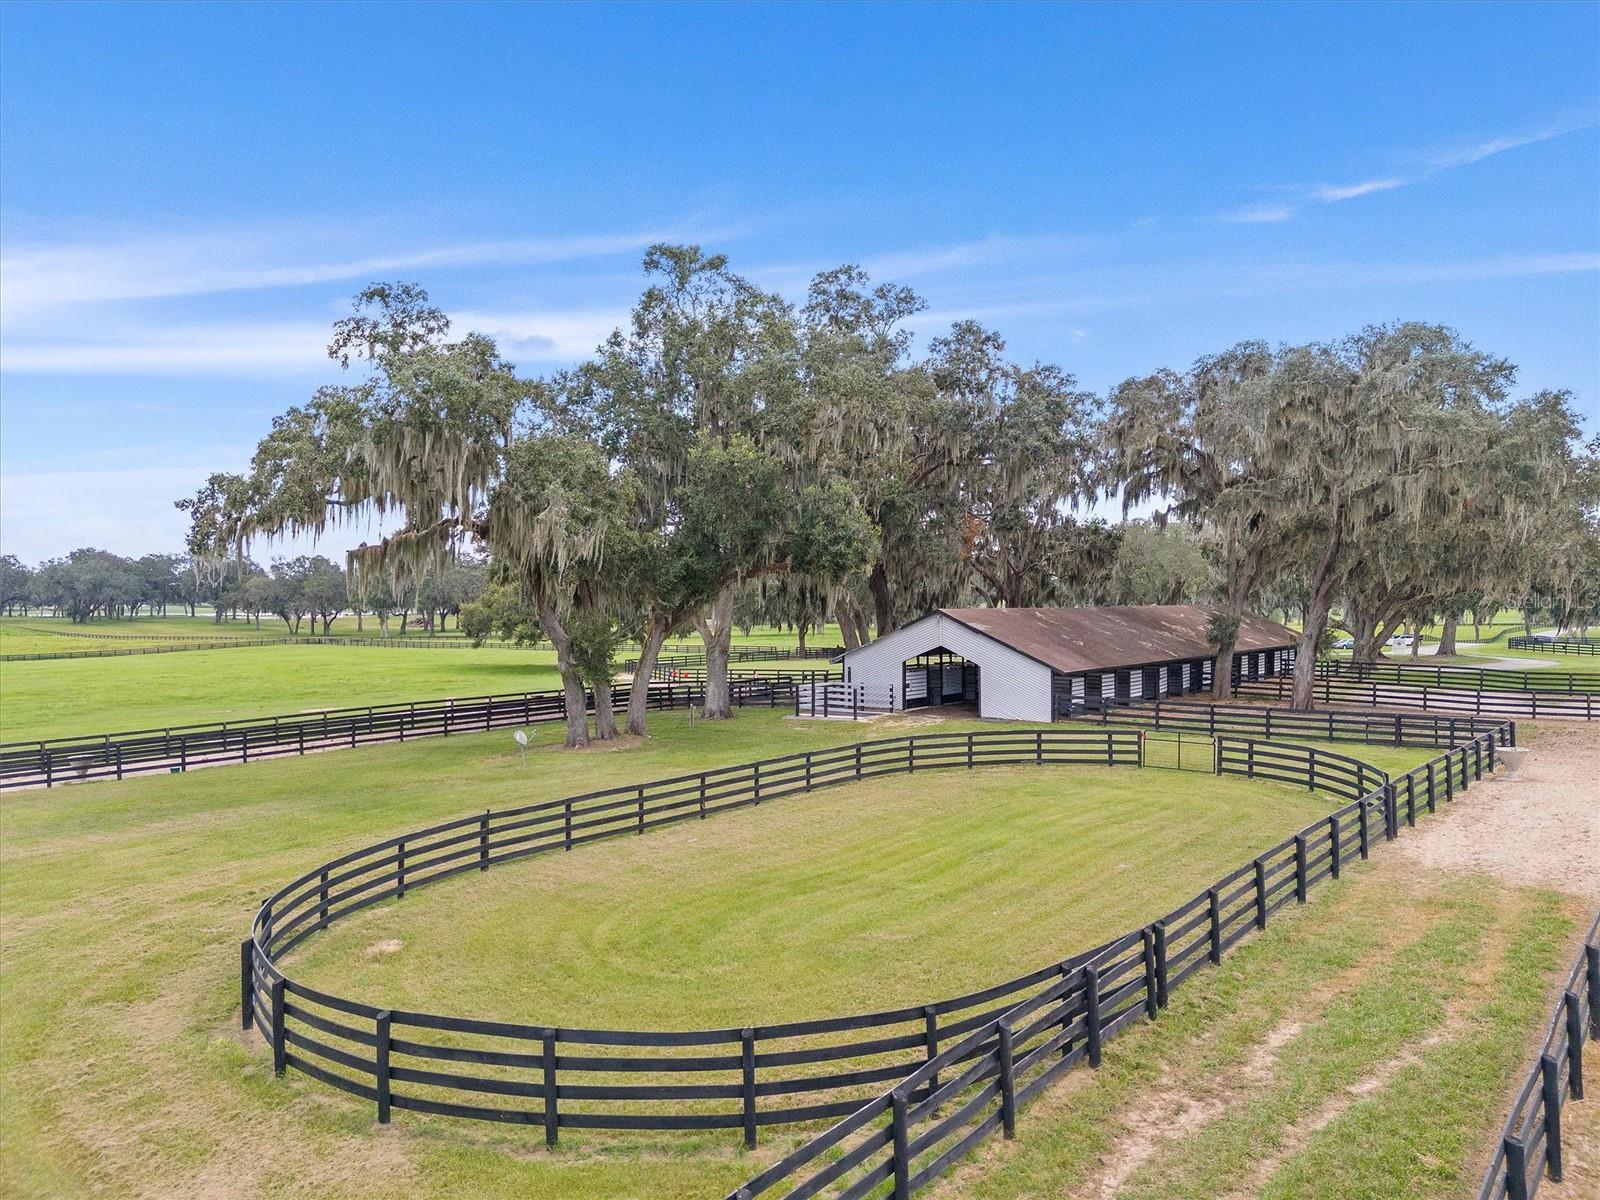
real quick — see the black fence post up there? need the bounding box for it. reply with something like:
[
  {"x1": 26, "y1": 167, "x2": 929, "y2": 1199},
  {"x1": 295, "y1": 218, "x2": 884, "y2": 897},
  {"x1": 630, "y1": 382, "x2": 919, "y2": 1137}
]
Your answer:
[
  {"x1": 924, "y1": 1005, "x2": 940, "y2": 1100},
  {"x1": 396, "y1": 841, "x2": 406, "y2": 897},
  {"x1": 998, "y1": 1020, "x2": 1017, "y2": 1137},
  {"x1": 1084, "y1": 965, "x2": 1103, "y2": 1067},
  {"x1": 270, "y1": 978, "x2": 287, "y2": 1076},
  {"x1": 1154, "y1": 922, "x2": 1169, "y2": 1008},
  {"x1": 637, "y1": 785, "x2": 646, "y2": 832},
  {"x1": 318, "y1": 869, "x2": 329, "y2": 925},
  {"x1": 1142, "y1": 928, "x2": 1158, "y2": 1019},
  {"x1": 375, "y1": 1010, "x2": 392, "y2": 1124},
  {"x1": 1254, "y1": 860, "x2": 1267, "y2": 929},
  {"x1": 479, "y1": 811, "x2": 490, "y2": 870},
  {"x1": 1504, "y1": 1135, "x2": 1529, "y2": 1200},
  {"x1": 1358, "y1": 799, "x2": 1370, "y2": 860},
  {"x1": 240, "y1": 939, "x2": 254, "y2": 1030},
  {"x1": 741, "y1": 1028, "x2": 757, "y2": 1149},
  {"x1": 890, "y1": 1089, "x2": 911, "y2": 1200},
  {"x1": 1208, "y1": 888, "x2": 1222, "y2": 963},
  {"x1": 1329, "y1": 815, "x2": 1341, "y2": 880},
  {"x1": 1566, "y1": 992, "x2": 1585, "y2": 1100},
  {"x1": 1542, "y1": 1053, "x2": 1563, "y2": 1182},
  {"x1": 1587, "y1": 945, "x2": 1600, "y2": 1038},
  {"x1": 1406, "y1": 777, "x2": 1416, "y2": 827},
  {"x1": 1294, "y1": 836, "x2": 1308, "y2": 904},
  {"x1": 542, "y1": 1029, "x2": 559, "y2": 1147}
]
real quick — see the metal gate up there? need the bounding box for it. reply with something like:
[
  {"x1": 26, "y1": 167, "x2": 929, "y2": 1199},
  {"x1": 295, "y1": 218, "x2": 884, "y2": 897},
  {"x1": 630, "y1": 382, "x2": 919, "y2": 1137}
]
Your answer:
[{"x1": 1140, "y1": 730, "x2": 1217, "y2": 772}]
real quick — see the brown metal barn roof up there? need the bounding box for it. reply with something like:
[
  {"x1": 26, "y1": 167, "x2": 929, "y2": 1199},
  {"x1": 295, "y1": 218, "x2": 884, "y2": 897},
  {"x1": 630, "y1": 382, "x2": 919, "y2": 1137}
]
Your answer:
[{"x1": 938, "y1": 605, "x2": 1297, "y2": 674}]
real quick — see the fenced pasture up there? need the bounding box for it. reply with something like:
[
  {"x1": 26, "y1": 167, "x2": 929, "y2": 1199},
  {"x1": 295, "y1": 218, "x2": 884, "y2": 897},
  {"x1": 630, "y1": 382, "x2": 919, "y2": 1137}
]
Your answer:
[
  {"x1": 1508, "y1": 635, "x2": 1600, "y2": 657},
  {"x1": 1236, "y1": 673, "x2": 1599, "y2": 720},
  {"x1": 240, "y1": 716, "x2": 1507, "y2": 1200},
  {"x1": 1316, "y1": 658, "x2": 1600, "y2": 694},
  {"x1": 1, "y1": 703, "x2": 1582, "y2": 1200},
  {"x1": 0, "y1": 678, "x2": 790, "y2": 788}
]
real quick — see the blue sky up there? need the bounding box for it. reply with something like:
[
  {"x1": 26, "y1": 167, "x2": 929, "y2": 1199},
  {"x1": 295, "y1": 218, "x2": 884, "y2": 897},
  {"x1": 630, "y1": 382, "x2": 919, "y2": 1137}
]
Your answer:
[{"x1": 2, "y1": 1, "x2": 1597, "y2": 564}]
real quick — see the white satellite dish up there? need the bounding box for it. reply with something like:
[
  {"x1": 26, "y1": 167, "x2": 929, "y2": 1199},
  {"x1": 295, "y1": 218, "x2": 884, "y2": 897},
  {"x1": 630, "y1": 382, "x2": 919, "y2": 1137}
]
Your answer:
[{"x1": 513, "y1": 729, "x2": 530, "y2": 766}]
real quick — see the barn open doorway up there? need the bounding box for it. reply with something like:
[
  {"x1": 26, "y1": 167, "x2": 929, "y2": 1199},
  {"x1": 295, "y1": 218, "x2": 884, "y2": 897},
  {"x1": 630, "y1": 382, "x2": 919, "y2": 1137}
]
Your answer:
[{"x1": 902, "y1": 648, "x2": 979, "y2": 711}]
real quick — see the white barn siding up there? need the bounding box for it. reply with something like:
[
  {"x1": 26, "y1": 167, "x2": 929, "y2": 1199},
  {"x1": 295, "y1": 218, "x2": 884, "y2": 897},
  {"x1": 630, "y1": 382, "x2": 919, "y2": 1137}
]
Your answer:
[{"x1": 840, "y1": 613, "x2": 1053, "y2": 722}]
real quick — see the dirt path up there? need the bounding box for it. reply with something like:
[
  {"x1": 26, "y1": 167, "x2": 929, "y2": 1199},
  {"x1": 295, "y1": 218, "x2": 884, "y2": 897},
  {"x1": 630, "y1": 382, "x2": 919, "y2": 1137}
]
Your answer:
[{"x1": 1391, "y1": 723, "x2": 1600, "y2": 900}]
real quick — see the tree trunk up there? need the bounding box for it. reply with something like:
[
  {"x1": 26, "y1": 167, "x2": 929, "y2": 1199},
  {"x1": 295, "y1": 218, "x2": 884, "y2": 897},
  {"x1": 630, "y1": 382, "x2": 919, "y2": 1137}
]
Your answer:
[
  {"x1": 357, "y1": 608, "x2": 364, "y2": 632},
  {"x1": 626, "y1": 611, "x2": 674, "y2": 736},
  {"x1": 1410, "y1": 625, "x2": 1422, "y2": 659},
  {"x1": 541, "y1": 601, "x2": 591, "y2": 748},
  {"x1": 868, "y1": 559, "x2": 893, "y2": 638},
  {"x1": 592, "y1": 677, "x2": 620, "y2": 740},
  {"x1": 695, "y1": 583, "x2": 738, "y2": 719},
  {"x1": 1290, "y1": 528, "x2": 1345, "y2": 710},
  {"x1": 1439, "y1": 612, "x2": 1458, "y2": 656},
  {"x1": 795, "y1": 617, "x2": 810, "y2": 656},
  {"x1": 1209, "y1": 623, "x2": 1240, "y2": 701}
]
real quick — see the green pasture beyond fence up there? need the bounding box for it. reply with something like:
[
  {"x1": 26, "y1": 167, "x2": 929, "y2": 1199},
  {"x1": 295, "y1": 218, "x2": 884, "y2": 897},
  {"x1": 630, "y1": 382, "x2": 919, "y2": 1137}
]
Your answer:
[{"x1": 234, "y1": 709, "x2": 1541, "y2": 1200}]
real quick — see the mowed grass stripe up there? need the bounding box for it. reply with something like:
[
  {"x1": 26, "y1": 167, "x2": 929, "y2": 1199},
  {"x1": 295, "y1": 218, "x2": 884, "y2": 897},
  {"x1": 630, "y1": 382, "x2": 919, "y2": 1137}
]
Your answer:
[
  {"x1": 285, "y1": 764, "x2": 1336, "y2": 1028},
  {"x1": 930, "y1": 869, "x2": 1578, "y2": 1200}
]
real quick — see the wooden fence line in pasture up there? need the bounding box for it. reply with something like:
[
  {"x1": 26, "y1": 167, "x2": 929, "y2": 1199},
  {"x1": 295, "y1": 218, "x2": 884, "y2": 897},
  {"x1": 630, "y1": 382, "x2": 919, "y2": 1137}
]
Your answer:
[
  {"x1": 729, "y1": 721, "x2": 1509, "y2": 1200},
  {"x1": 1237, "y1": 674, "x2": 1597, "y2": 721},
  {"x1": 0, "y1": 633, "x2": 535, "y2": 661},
  {"x1": 1507, "y1": 635, "x2": 1600, "y2": 658},
  {"x1": 1316, "y1": 658, "x2": 1600, "y2": 695},
  {"x1": 1087, "y1": 697, "x2": 1509, "y2": 751},
  {"x1": 235, "y1": 713, "x2": 1511, "y2": 1197},
  {"x1": 1478, "y1": 907, "x2": 1600, "y2": 1200},
  {"x1": 0, "y1": 679, "x2": 793, "y2": 789}
]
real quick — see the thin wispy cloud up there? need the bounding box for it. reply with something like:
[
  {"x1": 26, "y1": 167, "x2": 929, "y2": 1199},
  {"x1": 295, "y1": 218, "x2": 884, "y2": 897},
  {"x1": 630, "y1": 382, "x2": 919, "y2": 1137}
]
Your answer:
[
  {"x1": 0, "y1": 223, "x2": 737, "y2": 320},
  {"x1": 1311, "y1": 177, "x2": 1407, "y2": 202},
  {"x1": 1221, "y1": 204, "x2": 1295, "y2": 224},
  {"x1": 1225, "y1": 115, "x2": 1593, "y2": 222}
]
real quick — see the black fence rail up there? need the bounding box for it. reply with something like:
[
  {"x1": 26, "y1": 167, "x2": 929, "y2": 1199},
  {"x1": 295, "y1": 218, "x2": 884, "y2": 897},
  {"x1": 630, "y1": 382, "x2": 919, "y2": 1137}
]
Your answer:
[
  {"x1": 1084, "y1": 697, "x2": 1510, "y2": 751},
  {"x1": 240, "y1": 718, "x2": 1510, "y2": 1172},
  {"x1": 1508, "y1": 636, "x2": 1600, "y2": 657},
  {"x1": 730, "y1": 721, "x2": 1510, "y2": 1200},
  {"x1": 1317, "y1": 658, "x2": 1600, "y2": 695},
  {"x1": 624, "y1": 646, "x2": 845, "y2": 673},
  {"x1": 1479, "y1": 907, "x2": 1600, "y2": 1200},
  {"x1": 1237, "y1": 674, "x2": 1597, "y2": 721},
  {"x1": 651, "y1": 664, "x2": 843, "y2": 686},
  {"x1": 245, "y1": 729, "x2": 1144, "y2": 1142},
  {"x1": 0, "y1": 679, "x2": 793, "y2": 789}
]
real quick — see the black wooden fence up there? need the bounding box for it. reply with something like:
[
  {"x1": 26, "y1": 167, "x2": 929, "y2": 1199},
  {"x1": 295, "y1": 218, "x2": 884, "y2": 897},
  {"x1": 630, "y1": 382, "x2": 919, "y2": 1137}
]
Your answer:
[
  {"x1": 240, "y1": 714, "x2": 1510, "y2": 1183},
  {"x1": 1507, "y1": 635, "x2": 1600, "y2": 657},
  {"x1": 1087, "y1": 697, "x2": 1509, "y2": 752},
  {"x1": 624, "y1": 646, "x2": 845, "y2": 674},
  {"x1": 728, "y1": 719, "x2": 1511, "y2": 1200},
  {"x1": 0, "y1": 679, "x2": 793, "y2": 789},
  {"x1": 1237, "y1": 674, "x2": 1597, "y2": 721},
  {"x1": 1316, "y1": 658, "x2": 1600, "y2": 695},
  {"x1": 0, "y1": 633, "x2": 535, "y2": 662},
  {"x1": 1478, "y1": 907, "x2": 1600, "y2": 1200}
]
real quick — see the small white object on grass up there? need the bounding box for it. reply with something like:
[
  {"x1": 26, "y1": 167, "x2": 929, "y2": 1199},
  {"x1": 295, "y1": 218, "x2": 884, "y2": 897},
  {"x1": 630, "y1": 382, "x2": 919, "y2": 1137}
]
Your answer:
[
  {"x1": 513, "y1": 728, "x2": 530, "y2": 766},
  {"x1": 1497, "y1": 746, "x2": 1529, "y2": 781}
]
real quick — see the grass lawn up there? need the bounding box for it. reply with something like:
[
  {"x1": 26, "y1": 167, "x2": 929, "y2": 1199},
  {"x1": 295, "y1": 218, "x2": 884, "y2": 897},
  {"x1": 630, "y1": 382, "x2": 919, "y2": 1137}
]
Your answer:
[
  {"x1": 0, "y1": 707, "x2": 1453, "y2": 1200},
  {"x1": 0, "y1": 643, "x2": 566, "y2": 741},
  {"x1": 287, "y1": 761, "x2": 1337, "y2": 1030},
  {"x1": 930, "y1": 864, "x2": 1580, "y2": 1200}
]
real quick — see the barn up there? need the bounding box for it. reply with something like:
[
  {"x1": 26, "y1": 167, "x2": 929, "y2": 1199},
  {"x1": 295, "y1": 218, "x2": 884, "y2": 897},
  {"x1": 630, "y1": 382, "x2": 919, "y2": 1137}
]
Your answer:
[{"x1": 837, "y1": 605, "x2": 1299, "y2": 722}]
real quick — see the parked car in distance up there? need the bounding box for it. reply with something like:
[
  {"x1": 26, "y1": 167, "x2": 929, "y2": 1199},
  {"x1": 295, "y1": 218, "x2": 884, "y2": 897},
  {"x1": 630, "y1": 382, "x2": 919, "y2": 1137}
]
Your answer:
[
  {"x1": 1387, "y1": 633, "x2": 1417, "y2": 648},
  {"x1": 1331, "y1": 636, "x2": 1354, "y2": 649}
]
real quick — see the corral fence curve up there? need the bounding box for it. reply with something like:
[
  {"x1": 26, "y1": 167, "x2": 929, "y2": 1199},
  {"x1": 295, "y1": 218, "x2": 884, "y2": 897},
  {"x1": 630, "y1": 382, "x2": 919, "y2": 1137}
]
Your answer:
[
  {"x1": 0, "y1": 633, "x2": 543, "y2": 661},
  {"x1": 1478, "y1": 907, "x2": 1600, "y2": 1200},
  {"x1": 1507, "y1": 635, "x2": 1600, "y2": 658},
  {"x1": 240, "y1": 712, "x2": 1511, "y2": 1191}
]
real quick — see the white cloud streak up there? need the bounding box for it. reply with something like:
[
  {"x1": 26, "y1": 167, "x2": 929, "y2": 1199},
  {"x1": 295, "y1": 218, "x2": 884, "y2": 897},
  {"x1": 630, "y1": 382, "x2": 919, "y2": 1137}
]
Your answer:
[
  {"x1": 0, "y1": 225, "x2": 731, "y2": 321},
  {"x1": 1226, "y1": 115, "x2": 1593, "y2": 222}
]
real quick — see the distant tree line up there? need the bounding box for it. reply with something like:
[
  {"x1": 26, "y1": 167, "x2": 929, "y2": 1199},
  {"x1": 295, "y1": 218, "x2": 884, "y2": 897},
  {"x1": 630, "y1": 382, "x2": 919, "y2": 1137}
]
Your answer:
[
  {"x1": 175, "y1": 247, "x2": 1599, "y2": 743},
  {"x1": 1, "y1": 549, "x2": 487, "y2": 635}
]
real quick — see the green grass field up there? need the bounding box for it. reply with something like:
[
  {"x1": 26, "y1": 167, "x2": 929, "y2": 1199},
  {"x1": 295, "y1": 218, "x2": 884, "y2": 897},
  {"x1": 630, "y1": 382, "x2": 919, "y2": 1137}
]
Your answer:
[
  {"x1": 287, "y1": 762, "x2": 1338, "y2": 1030},
  {"x1": 0, "y1": 621, "x2": 845, "y2": 742},
  {"x1": 1, "y1": 706, "x2": 1480, "y2": 1200},
  {"x1": 0, "y1": 643, "x2": 565, "y2": 740}
]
